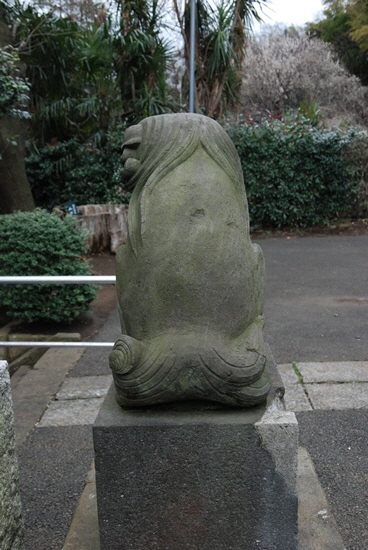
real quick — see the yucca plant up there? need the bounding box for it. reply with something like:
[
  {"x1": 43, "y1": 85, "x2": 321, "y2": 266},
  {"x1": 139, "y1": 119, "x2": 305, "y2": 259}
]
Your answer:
[
  {"x1": 114, "y1": 0, "x2": 176, "y2": 122},
  {"x1": 12, "y1": 0, "x2": 174, "y2": 137},
  {"x1": 174, "y1": 0, "x2": 268, "y2": 117},
  {"x1": 15, "y1": 7, "x2": 121, "y2": 143}
]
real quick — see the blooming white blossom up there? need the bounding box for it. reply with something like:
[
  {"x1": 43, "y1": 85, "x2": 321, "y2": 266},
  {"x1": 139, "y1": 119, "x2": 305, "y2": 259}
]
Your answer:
[{"x1": 242, "y1": 27, "x2": 368, "y2": 127}]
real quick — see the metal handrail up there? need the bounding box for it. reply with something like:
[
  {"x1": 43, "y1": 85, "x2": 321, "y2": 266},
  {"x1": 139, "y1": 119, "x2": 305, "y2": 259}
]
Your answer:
[
  {"x1": 0, "y1": 276, "x2": 116, "y2": 284},
  {"x1": 0, "y1": 342, "x2": 114, "y2": 347},
  {"x1": 0, "y1": 275, "x2": 117, "y2": 348}
]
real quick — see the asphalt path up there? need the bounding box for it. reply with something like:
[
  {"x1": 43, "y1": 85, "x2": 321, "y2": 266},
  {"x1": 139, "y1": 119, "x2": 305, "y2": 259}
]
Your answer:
[
  {"x1": 256, "y1": 235, "x2": 368, "y2": 550},
  {"x1": 17, "y1": 234, "x2": 368, "y2": 550},
  {"x1": 297, "y1": 409, "x2": 368, "y2": 550},
  {"x1": 256, "y1": 235, "x2": 368, "y2": 364}
]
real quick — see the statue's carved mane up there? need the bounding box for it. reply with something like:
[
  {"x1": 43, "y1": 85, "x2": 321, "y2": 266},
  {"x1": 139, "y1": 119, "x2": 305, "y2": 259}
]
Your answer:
[{"x1": 126, "y1": 114, "x2": 247, "y2": 255}]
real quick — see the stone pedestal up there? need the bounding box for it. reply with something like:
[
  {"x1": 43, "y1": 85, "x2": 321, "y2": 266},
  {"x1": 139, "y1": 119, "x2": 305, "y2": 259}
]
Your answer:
[
  {"x1": 0, "y1": 361, "x2": 23, "y2": 549},
  {"x1": 93, "y1": 384, "x2": 298, "y2": 550}
]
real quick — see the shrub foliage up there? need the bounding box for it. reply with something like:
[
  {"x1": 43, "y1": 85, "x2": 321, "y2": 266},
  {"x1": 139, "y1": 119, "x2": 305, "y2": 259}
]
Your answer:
[
  {"x1": 227, "y1": 118, "x2": 357, "y2": 228},
  {"x1": 25, "y1": 125, "x2": 129, "y2": 208},
  {"x1": 0, "y1": 45, "x2": 30, "y2": 120},
  {"x1": 0, "y1": 209, "x2": 97, "y2": 323},
  {"x1": 24, "y1": 117, "x2": 367, "y2": 230}
]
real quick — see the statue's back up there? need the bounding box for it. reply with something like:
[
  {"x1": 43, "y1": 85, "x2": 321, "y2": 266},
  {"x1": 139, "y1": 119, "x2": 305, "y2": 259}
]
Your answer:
[{"x1": 111, "y1": 114, "x2": 270, "y2": 407}]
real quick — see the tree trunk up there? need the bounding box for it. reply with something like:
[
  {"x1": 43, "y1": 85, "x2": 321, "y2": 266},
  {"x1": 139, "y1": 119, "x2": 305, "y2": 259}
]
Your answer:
[
  {"x1": 0, "y1": 19, "x2": 35, "y2": 214},
  {"x1": 0, "y1": 115, "x2": 35, "y2": 214}
]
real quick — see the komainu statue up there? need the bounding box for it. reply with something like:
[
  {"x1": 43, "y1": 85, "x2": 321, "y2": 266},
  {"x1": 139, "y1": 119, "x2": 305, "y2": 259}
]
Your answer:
[{"x1": 110, "y1": 114, "x2": 270, "y2": 407}]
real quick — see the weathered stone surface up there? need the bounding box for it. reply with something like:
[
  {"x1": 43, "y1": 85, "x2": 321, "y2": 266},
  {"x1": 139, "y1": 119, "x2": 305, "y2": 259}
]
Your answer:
[
  {"x1": 297, "y1": 361, "x2": 368, "y2": 383},
  {"x1": 278, "y1": 364, "x2": 312, "y2": 411},
  {"x1": 284, "y1": 383, "x2": 312, "y2": 411},
  {"x1": 255, "y1": 408, "x2": 298, "y2": 493},
  {"x1": 306, "y1": 382, "x2": 368, "y2": 410},
  {"x1": 111, "y1": 113, "x2": 270, "y2": 407},
  {"x1": 277, "y1": 362, "x2": 368, "y2": 411},
  {"x1": 56, "y1": 375, "x2": 112, "y2": 400},
  {"x1": 0, "y1": 321, "x2": 19, "y2": 362},
  {"x1": 0, "y1": 361, "x2": 23, "y2": 549},
  {"x1": 8, "y1": 332, "x2": 81, "y2": 373},
  {"x1": 11, "y1": 346, "x2": 85, "y2": 445},
  {"x1": 38, "y1": 398, "x2": 104, "y2": 427},
  {"x1": 64, "y1": 443, "x2": 347, "y2": 550},
  {"x1": 94, "y1": 386, "x2": 298, "y2": 549},
  {"x1": 8, "y1": 334, "x2": 48, "y2": 363}
]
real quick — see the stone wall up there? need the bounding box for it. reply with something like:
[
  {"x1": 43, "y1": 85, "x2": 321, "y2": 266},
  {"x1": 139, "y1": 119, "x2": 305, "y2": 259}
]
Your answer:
[
  {"x1": 0, "y1": 361, "x2": 23, "y2": 549},
  {"x1": 77, "y1": 204, "x2": 128, "y2": 254}
]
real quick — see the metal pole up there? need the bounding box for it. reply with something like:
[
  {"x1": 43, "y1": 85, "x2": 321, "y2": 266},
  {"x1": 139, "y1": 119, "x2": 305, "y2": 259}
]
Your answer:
[
  {"x1": 0, "y1": 276, "x2": 117, "y2": 348},
  {"x1": 0, "y1": 276, "x2": 116, "y2": 285},
  {"x1": 0, "y1": 341, "x2": 114, "y2": 347},
  {"x1": 189, "y1": 0, "x2": 196, "y2": 113}
]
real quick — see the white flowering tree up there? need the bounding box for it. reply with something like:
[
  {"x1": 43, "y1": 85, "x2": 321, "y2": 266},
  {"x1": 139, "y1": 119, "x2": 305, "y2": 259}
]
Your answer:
[{"x1": 241, "y1": 26, "x2": 368, "y2": 126}]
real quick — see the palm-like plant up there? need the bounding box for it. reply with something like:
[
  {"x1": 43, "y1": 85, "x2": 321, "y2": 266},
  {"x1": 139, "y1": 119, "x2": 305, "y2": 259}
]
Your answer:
[
  {"x1": 76, "y1": 21, "x2": 122, "y2": 134},
  {"x1": 176, "y1": 0, "x2": 268, "y2": 117},
  {"x1": 14, "y1": 5, "x2": 121, "y2": 143},
  {"x1": 114, "y1": 0, "x2": 176, "y2": 122},
  {"x1": 197, "y1": 1, "x2": 238, "y2": 117},
  {"x1": 346, "y1": 0, "x2": 368, "y2": 52}
]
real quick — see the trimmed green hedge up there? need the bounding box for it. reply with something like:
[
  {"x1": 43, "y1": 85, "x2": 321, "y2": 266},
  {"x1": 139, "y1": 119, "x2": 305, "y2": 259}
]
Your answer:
[
  {"x1": 0, "y1": 209, "x2": 96, "y2": 323},
  {"x1": 25, "y1": 117, "x2": 366, "y2": 229},
  {"x1": 227, "y1": 118, "x2": 357, "y2": 228}
]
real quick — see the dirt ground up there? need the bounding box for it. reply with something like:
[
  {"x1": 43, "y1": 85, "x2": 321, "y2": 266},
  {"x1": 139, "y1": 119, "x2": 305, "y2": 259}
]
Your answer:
[
  {"x1": 73, "y1": 252, "x2": 118, "y2": 340},
  {"x1": 0, "y1": 253, "x2": 118, "y2": 346}
]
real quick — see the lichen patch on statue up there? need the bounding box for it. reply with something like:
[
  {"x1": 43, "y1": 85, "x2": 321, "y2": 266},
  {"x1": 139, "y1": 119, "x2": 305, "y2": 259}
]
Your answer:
[{"x1": 110, "y1": 113, "x2": 270, "y2": 407}]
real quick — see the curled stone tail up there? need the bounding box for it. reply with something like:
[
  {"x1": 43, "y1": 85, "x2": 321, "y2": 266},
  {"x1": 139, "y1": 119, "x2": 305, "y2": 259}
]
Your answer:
[{"x1": 110, "y1": 330, "x2": 270, "y2": 407}]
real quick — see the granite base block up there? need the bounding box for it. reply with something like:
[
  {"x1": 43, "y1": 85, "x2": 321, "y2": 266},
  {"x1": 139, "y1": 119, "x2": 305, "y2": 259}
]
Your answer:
[
  {"x1": 93, "y1": 385, "x2": 298, "y2": 550},
  {"x1": 0, "y1": 361, "x2": 23, "y2": 550}
]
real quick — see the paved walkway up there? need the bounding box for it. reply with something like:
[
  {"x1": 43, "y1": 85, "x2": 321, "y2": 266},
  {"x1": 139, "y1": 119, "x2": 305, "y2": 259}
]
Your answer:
[{"x1": 10, "y1": 235, "x2": 368, "y2": 549}]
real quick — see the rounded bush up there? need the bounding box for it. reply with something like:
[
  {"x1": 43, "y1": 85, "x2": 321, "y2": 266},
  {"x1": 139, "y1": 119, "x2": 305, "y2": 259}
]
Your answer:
[{"x1": 0, "y1": 209, "x2": 97, "y2": 323}]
